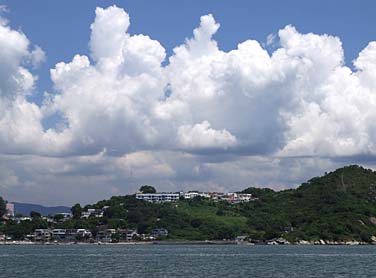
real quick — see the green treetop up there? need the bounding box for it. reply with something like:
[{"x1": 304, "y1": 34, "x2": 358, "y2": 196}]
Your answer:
[{"x1": 139, "y1": 185, "x2": 156, "y2": 193}]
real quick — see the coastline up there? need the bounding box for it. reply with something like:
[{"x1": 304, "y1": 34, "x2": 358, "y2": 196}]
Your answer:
[{"x1": 0, "y1": 240, "x2": 374, "y2": 246}]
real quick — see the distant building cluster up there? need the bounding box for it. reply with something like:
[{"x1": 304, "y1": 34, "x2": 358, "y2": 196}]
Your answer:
[
  {"x1": 136, "y1": 191, "x2": 256, "y2": 203},
  {"x1": 7, "y1": 227, "x2": 168, "y2": 243},
  {"x1": 31, "y1": 228, "x2": 92, "y2": 242}
]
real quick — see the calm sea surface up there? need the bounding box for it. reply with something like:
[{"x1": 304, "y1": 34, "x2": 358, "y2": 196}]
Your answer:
[{"x1": 1, "y1": 244, "x2": 376, "y2": 277}]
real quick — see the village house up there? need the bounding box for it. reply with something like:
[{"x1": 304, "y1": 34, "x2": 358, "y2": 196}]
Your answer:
[
  {"x1": 51, "y1": 229, "x2": 67, "y2": 241},
  {"x1": 34, "y1": 229, "x2": 51, "y2": 241},
  {"x1": 151, "y1": 228, "x2": 168, "y2": 239},
  {"x1": 81, "y1": 208, "x2": 104, "y2": 219}
]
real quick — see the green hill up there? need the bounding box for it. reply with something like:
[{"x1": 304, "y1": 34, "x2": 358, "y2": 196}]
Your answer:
[
  {"x1": 3, "y1": 165, "x2": 376, "y2": 243},
  {"x1": 240, "y1": 165, "x2": 376, "y2": 242}
]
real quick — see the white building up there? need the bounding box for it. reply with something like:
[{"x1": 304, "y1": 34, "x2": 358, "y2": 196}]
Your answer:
[
  {"x1": 222, "y1": 193, "x2": 254, "y2": 203},
  {"x1": 34, "y1": 229, "x2": 51, "y2": 241},
  {"x1": 51, "y1": 229, "x2": 67, "y2": 240},
  {"x1": 77, "y1": 229, "x2": 92, "y2": 238},
  {"x1": 5, "y1": 203, "x2": 14, "y2": 218},
  {"x1": 135, "y1": 191, "x2": 254, "y2": 203},
  {"x1": 81, "y1": 208, "x2": 103, "y2": 219},
  {"x1": 236, "y1": 193, "x2": 254, "y2": 202},
  {"x1": 57, "y1": 213, "x2": 73, "y2": 219},
  {"x1": 136, "y1": 193, "x2": 180, "y2": 203},
  {"x1": 184, "y1": 192, "x2": 210, "y2": 199}
]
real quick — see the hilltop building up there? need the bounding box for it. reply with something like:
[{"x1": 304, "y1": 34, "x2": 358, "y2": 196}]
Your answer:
[
  {"x1": 135, "y1": 192, "x2": 180, "y2": 202},
  {"x1": 135, "y1": 191, "x2": 256, "y2": 203}
]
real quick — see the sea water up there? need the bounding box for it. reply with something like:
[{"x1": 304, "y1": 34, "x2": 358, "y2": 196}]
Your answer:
[{"x1": 1, "y1": 244, "x2": 376, "y2": 277}]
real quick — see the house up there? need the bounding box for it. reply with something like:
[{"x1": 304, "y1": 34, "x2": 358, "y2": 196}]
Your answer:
[
  {"x1": 219, "y1": 193, "x2": 254, "y2": 204},
  {"x1": 96, "y1": 229, "x2": 116, "y2": 243},
  {"x1": 64, "y1": 229, "x2": 80, "y2": 241},
  {"x1": 51, "y1": 229, "x2": 67, "y2": 241},
  {"x1": 34, "y1": 229, "x2": 51, "y2": 241},
  {"x1": 208, "y1": 192, "x2": 225, "y2": 200},
  {"x1": 126, "y1": 229, "x2": 138, "y2": 241},
  {"x1": 42, "y1": 216, "x2": 55, "y2": 223},
  {"x1": 76, "y1": 229, "x2": 92, "y2": 239},
  {"x1": 54, "y1": 213, "x2": 73, "y2": 221},
  {"x1": 81, "y1": 208, "x2": 103, "y2": 219},
  {"x1": 151, "y1": 228, "x2": 168, "y2": 238},
  {"x1": 235, "y1": 235, "x2": 249, "y2": 242},
  {"x1": 184, "y1": 191, "x2": 210, "y2": 199},
  {"x1": 115, "y1": 229, "x2": 138, "y2": 241},
  {"x1": 13, "y1": 217, "x2": 32, "y2": 224},
  {"x1": 236, "y1": 193, "x2": 254, "y2": 202}
]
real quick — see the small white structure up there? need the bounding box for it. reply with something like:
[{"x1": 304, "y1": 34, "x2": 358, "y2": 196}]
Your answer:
[
  {"x1": 76, "y1": 229, "x2": 92, "y2": 238},
  {"x1": 57, "y1": 213, "x2": 73, "y2": 219},
  {"x1": 81, "y1": 208, "x2": 103, "y2": 219}
]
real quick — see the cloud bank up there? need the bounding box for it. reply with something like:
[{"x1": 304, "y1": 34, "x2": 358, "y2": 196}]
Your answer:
[{"x1": 1, "y1": 5, "x2": 376, "y2": 204}]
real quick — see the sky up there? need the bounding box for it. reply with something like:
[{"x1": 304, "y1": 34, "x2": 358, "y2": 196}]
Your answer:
[{"x1": 1, "y1": 0, "x2": 376, "y2": 206}]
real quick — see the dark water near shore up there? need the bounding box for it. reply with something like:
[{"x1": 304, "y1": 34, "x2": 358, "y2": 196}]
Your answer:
[{"x1": 1, "y1": 244, "x2": 376, "y2": 277}]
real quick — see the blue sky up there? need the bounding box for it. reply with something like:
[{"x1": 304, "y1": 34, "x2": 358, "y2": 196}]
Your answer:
[{"x1": 2, "y1": 1, "x2": 376, "y2": 205}]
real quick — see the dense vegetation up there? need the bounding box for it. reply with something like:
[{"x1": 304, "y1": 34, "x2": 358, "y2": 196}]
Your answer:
[
  {"x1": 0, "y1": 197, "x2": 5, "y2": 218},
  {"x1": 3, "y1": 165, "x2": 376, "y2": 242}
]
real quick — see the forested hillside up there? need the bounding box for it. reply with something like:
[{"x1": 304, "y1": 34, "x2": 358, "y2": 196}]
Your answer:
[{"x1": 3, "y1": 165, "x2": 376, "y2": 242}]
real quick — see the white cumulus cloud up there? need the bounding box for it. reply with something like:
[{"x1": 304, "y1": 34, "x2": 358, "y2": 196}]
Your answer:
[{"x1": 1, "y1": 5, "x2": 376, "y2": 203}]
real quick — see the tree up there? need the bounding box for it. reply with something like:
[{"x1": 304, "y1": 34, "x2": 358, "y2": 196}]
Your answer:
[
  {"x1": 0, "y1": 197, "x2": 6, "y2": 218},
  {"x1": 30, "y1": 211, "x2": 41, "y2": 219},
  {"x1": 139, "y1": 185, "x2": 156, "y2": 194},
  {"x1": 71, "y1": 203, "x2": 82, "y2": 219},
  {"x1": 53, "y1": 214, "x2": 65, "y2": 222}
]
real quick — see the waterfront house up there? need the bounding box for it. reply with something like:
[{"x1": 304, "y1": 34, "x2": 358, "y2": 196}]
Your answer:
[
  {"x1": 34, "y1": 229, "x2": 51, "y2": 241},
  {"x1": 96, "y1": 229, "x2": 116, "y2": 243},
  {"x1": 126, "y1": 229, "x2": 138, "y2": 241},
  {"x1": 151, "y1": 228, "x2": 168, "y2": 239},
  {"x1": 51, "y1": 229, "x2": 67, "y2": 241},
  {"x1": 76, "y1": 229, "x2": 92, "y2": 239}
]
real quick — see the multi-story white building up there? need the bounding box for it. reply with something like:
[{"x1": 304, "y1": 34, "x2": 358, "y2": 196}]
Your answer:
[
  {"x1": 136, "y1": 193, "x2": 180, "y2": 202},
  {"x1": 184, "y1": 191, "x2": 210, "y2": 199}
]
